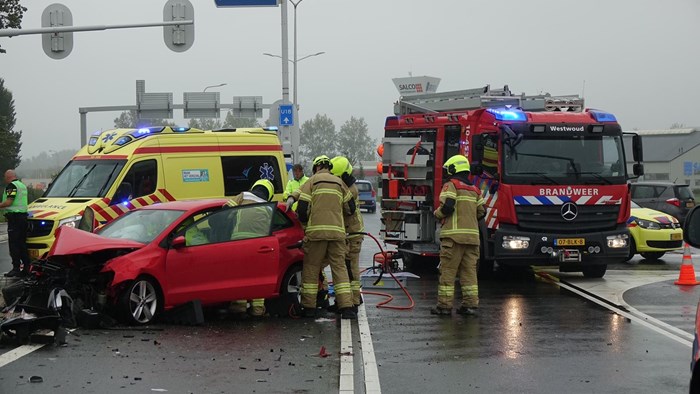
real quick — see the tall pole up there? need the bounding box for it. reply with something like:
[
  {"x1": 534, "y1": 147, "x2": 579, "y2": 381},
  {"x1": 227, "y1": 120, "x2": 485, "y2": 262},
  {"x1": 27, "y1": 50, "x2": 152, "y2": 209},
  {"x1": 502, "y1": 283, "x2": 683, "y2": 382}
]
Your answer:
[
  {"x1": 281, "y1": 0, "x2": 290, "y2": 105},
  {"x1": 291, "y1": 0, "x2": 303, "y2": 111}
]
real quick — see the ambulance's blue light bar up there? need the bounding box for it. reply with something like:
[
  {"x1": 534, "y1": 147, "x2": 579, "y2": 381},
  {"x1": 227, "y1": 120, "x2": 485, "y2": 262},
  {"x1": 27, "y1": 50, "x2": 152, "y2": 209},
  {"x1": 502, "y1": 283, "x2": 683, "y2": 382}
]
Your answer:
[
  {"x1": 264, "y1": 126, "x2": 279, "y2": 132},
  {"x1": 588, "y1": 110, "x2": 617, "y2": 122},
  {"x1": 486, "y1": 108, "x2": 527, "y2": 122},
  {"x1": 88, "y1": 137, "x2": 98, "y2": 146},
  {"x1": 115, "y1": 136, "x2": 131, "y2": 146},
  {"x1": 174, "y1": 127, "x2": 190, "y2": 132}
]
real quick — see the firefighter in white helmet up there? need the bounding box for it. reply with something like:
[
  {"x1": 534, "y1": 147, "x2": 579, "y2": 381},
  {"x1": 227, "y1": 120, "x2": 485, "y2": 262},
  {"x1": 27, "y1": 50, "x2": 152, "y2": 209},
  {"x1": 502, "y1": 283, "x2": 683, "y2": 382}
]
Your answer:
[
  {"x1": 226, "y1": 179, "x2": 275, "y2": 319},
  {"x1": 431, "y1": 154, "x2": 485, "y2": 316}
]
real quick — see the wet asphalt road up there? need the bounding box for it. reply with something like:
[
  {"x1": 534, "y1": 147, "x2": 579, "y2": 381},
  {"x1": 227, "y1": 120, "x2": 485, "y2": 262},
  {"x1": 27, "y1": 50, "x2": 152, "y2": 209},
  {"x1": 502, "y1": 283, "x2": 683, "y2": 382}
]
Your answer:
[{"x1": 0, "y1": 212, "x2": 698, "y2": 393}]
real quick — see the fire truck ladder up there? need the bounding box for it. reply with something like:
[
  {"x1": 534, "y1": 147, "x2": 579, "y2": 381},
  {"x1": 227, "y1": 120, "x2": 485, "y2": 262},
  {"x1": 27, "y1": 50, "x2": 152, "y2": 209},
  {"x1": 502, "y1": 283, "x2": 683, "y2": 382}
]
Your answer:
[{"x1": 394, "y1": 84, "x2": 585, "y2": 115}]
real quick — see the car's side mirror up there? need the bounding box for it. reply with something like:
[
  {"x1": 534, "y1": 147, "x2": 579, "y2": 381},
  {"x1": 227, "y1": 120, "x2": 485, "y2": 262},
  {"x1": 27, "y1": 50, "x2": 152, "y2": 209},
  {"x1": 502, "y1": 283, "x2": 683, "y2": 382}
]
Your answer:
[
  {"x1": 171, "y1": 235, "x2": 186, "y2": 249},
  {"x1": 684, "y1": 206, "x2": 700, "y2": 248}
]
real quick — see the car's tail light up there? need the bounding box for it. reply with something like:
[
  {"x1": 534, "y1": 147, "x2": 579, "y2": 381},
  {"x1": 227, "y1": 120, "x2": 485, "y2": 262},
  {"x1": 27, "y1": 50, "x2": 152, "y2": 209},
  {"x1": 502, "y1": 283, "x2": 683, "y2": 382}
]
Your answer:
[
  {"x1": 666, "y1": 198, "x2": 681, "y2": 207},
  {"x1": 372, "y1": 189, "x2": 376, "y2": 198}
]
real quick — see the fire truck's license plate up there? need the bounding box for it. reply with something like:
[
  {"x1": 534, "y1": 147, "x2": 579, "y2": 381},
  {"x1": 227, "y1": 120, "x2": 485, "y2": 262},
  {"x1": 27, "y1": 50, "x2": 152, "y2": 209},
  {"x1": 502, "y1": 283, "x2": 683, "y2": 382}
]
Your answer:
[{"x1": 555, "y1": 238, "x2": 585, "y2": 246}]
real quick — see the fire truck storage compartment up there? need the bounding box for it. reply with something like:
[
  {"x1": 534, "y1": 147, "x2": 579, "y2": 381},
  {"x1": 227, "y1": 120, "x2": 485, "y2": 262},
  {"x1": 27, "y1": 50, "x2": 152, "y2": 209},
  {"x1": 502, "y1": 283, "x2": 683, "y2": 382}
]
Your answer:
[
  {"x1": 381, "y1": 137, "x2": 434, "y2": 200},
  {"x1": 381, "y1": 208, "x2": 436, "y2": 242}
]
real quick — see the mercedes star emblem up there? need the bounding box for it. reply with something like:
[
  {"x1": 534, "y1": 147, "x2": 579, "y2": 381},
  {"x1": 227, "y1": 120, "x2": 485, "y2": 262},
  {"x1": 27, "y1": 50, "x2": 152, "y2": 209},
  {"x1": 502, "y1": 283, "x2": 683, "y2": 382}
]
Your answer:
[{"x1": 560, "y1": 202, "x2": 578, "y2": 221}]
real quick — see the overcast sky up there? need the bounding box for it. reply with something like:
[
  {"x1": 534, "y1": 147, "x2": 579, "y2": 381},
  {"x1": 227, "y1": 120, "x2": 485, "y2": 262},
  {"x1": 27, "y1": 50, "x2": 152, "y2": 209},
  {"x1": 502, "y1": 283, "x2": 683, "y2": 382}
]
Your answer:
[{"x1": 2, "y1": 0, "x2": 700, "y2": 159}]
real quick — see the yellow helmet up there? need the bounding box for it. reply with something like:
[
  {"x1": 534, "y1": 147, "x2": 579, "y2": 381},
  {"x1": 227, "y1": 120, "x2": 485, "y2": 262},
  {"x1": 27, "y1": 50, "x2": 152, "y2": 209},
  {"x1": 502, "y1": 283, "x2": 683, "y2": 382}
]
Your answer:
[
  {"x1": 443, "y1": 154, "x2": 470, "y2": 175},
  {"x1": 330, "y1": 156, "x2": 352, "y2": 177},
  {"x1": 251, "y1": 179, "x2": 274, "y2": 201},
  {"x1": 313, "y1": 155, "x2": 331, "y2": 167}
]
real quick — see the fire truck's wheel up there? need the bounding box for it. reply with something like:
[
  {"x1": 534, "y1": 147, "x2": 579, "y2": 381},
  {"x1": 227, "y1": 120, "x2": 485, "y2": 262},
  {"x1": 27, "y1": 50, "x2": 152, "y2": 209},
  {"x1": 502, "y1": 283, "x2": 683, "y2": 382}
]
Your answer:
[
  {"x1": 477, "y1": 259, "x2": 494, "y2": 278},
  {"x1": 640, "y1": 252, "x2": 665, "y2": 260},
  {"x1": 581, "y1": 264, "x2": 607, "y2": 278},
  {"x1": 119, "y1": 277, "x2": 162, "y2": 325}
]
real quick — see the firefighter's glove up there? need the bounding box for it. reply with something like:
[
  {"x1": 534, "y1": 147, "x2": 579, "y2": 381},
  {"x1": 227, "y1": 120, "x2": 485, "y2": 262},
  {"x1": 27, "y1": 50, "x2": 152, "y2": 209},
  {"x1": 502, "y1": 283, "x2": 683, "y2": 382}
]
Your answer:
[{"x1": 285, "y1": 197, "x2": 295, "y2": 212}]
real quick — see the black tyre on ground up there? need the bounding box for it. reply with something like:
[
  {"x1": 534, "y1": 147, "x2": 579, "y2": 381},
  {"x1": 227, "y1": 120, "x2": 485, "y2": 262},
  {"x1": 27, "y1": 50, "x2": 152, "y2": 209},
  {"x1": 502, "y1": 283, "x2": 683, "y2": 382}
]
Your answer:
[
  {"x1": 581, "y1": 264, "x2": 607, "y2": 278},
  {"x1": 626, "y1": 238, "x2": 637, "y2": 262},
  {"x1": 267, "y1": 263, "x2": 303, "y2": 317},
  {"x1": 119, "y1": 277, "x2": 162, "y2": 325},
  {"x1": 640, "y1": 251, "x2": 665, "y2": 260}
]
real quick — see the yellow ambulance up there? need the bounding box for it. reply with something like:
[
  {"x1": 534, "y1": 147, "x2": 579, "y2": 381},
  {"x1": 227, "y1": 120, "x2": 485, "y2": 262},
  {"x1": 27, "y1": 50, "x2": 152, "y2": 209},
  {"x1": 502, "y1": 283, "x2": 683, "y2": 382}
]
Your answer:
[{"x1": 26, "y1": 126, "x2": 288, "y2": 260}]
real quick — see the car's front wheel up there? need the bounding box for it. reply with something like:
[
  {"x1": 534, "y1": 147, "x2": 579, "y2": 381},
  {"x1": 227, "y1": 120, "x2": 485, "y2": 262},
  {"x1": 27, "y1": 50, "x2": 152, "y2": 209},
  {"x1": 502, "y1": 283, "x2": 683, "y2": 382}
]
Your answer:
[
  {"x1": 120, "y1": 277, "x2": 162, "y2": 325},
  {"x1": 626, "y1": 238, "x2": 637, "y2": 262},
  {"x1": 267, "y1": 264, "x2": 302, "y2": 317}
]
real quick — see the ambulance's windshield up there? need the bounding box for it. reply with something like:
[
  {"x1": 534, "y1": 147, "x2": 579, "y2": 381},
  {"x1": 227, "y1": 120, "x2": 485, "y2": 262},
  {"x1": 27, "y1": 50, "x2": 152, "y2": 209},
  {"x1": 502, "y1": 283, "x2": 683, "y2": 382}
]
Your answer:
[
  {"x1": 45, "y1": 159, "x2": 126, "y2": 198},
  {"x1": 502, "y1": 135, "x2": 625, "y2": 185}
]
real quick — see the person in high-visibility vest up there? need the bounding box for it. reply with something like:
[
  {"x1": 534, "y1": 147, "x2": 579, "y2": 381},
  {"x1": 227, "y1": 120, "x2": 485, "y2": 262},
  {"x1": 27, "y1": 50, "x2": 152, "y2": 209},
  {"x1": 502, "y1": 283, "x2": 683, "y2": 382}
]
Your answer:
[
  {"x1": 0, "y1": 170, "x2": 31, "y2": 277},
  {"x1": 330, "y1": 156, "x2": 364, "y2": 312},
  {"x1": 226, "y1": 179, "x2": 275, "y2": 319},
  {"x1": 283, "y1": 164, "x2": 308, "y2": 212},
  {"x1": 431, "y1": 155, "x2": 485, "y2": 316},
  {"x1": 286, "y1": 155, "x2": 357, "y2": 319}
]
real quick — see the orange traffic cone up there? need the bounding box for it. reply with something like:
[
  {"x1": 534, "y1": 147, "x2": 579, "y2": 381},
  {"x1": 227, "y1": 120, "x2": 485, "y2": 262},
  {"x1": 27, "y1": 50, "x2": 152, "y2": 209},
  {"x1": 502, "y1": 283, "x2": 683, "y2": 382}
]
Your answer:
[{"x1": 675, "y1": 243, "x2": 700, "y2": 286}]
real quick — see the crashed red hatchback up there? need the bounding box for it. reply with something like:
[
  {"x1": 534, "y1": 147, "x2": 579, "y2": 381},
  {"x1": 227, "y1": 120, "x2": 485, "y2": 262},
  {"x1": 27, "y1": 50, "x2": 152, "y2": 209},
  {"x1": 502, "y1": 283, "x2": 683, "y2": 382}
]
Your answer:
[{"x1": 35, "y1": 199, "x2": 304, "y2": 325}]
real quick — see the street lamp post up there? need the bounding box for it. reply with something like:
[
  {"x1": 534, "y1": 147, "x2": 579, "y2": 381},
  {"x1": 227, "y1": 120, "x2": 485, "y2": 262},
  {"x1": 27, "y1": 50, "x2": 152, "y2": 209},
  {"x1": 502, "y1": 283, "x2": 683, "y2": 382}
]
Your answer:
[
  {"x1": 263, "y1": 51, "x2": 324, "y2": 111},
  {"x1": 203, "y1": 83, "x2": 227, "y2": 92},
  {"x1": 290, "y1": 0, "x2": 302, "y2": 110}
]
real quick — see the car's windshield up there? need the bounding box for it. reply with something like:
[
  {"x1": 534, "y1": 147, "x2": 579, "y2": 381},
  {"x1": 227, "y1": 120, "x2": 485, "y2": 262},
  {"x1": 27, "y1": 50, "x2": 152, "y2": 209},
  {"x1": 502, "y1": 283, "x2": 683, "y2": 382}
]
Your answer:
[
  {"x1": 356, "y1": 182, "x2": 372, "y2": 192},
  {"x1": 98, "y1": 209, "x2": 185, "y2": 243},
  {"x1": 45, "y1": 159, "x2": 126, "y2": 198},
  {"x1": 503, "y1": 135, "x2": 625, "y2": 185},
  {"x1": 676, "y1": 186, "x2": 695, "y2": 200}
]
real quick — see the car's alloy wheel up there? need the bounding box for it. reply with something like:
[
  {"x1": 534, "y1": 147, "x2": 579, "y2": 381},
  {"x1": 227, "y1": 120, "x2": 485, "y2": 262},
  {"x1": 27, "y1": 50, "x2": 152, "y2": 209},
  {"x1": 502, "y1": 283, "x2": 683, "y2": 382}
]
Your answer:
[{"x1": 122, "y1": 278, "x2": 160, "y2": 325}]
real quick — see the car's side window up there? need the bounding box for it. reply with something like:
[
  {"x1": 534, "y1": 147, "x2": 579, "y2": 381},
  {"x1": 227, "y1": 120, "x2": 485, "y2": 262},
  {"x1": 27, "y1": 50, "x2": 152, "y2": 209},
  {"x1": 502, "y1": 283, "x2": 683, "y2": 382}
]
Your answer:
[
  {"x1": 176, "y1": 212, "x2": 214, "y2": 247},
  {"x1": 229, "y1": 204, "x2": 275, "y2": 240},
  {"x1": 632, "y1": 185, "x2": 654, "y2": 199},
  {"x1": 657, "y1": 186, "x2": 671, "y2": 198},
  {"x1": 272, "y1": 209, "x2": 293, "y2": 232},
  {"x1": 185, "y1": 203, "x2": 276, "y2": 245}
]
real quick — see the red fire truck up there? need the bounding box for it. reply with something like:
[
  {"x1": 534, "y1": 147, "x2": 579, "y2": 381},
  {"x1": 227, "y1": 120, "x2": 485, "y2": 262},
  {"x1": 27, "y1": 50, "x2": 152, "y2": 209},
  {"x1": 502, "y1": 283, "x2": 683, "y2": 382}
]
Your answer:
[{"x1": 379, "y1": 85, "x2": 644, "y2": 278}]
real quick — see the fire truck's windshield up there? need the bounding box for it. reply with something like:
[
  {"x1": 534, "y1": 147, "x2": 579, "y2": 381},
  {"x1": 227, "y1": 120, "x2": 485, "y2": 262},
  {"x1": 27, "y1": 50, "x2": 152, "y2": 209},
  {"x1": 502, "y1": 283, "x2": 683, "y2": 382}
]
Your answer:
[
  {"x1": 45, "y1": 160, "x2": 126, "y2": 198},
  {"x1": 503, "y1": 135, "x2": 625, "y2": 185}
]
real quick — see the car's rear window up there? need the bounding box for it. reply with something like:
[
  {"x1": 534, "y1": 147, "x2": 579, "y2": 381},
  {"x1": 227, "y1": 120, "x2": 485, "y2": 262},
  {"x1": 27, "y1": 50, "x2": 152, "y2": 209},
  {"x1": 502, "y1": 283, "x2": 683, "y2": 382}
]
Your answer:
[
  {"x1": 676, "y1": 186, "x2": 695, "y2": 200},
  {"x1": 356, "y1": 182, "x2": 372, "y2": 192}
]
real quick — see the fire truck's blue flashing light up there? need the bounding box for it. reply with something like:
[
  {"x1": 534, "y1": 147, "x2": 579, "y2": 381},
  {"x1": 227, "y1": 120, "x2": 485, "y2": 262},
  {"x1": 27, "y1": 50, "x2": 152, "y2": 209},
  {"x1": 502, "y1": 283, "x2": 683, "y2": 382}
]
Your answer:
[
  {"x1": 588, "y1": 110, "x2": 617, "y2": 122},
  {"x1": 486, "y1": 108, "x2": 527, "y2": 122}
]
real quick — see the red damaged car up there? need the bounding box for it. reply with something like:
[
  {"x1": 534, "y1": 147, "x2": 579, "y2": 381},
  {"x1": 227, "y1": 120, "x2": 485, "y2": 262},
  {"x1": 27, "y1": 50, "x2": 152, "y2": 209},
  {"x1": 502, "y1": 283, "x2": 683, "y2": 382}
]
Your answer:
[{"x1": 28, "y1": 199, "x2": 304, "y2": 325}]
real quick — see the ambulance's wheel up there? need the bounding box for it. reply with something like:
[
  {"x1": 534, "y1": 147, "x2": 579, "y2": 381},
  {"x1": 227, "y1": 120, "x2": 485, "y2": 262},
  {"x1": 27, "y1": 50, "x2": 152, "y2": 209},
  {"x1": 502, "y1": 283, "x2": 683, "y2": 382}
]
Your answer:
[
  {"x1": 626, "y1": 238, "x2": 637, "y2": 262},
  {"x1": 581, "y1": 264, "x2": 607, "y2": 278},
  {"x1": 641, "y1": 252, "x2": 665, "y2": 260},
  {"x1": 120, "y1": 277, "x2": 162, "y2": 325}
]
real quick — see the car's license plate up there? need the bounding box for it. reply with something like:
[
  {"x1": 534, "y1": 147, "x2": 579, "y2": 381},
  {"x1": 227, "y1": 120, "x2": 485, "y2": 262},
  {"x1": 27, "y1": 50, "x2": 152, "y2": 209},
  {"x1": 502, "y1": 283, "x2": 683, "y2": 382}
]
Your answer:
[
  {"x1": 555, "y1": 238, "x2": 585, "y2": 246},
  {"x1": 687, "y1": 201, "x2": 696, "y2": 208},
  {"x1": 671, "y1": 233, "x2": 683, "y2": 241},
  {"x1": 29, "y1": 249, "x2": 39, "y2": 260}
]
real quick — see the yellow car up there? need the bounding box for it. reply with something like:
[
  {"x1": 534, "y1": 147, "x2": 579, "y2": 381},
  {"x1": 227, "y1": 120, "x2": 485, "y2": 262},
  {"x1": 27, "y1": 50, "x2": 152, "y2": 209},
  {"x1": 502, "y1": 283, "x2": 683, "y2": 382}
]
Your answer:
[{"x1": 627, "y1": 201, "x2": 684, "y2": 261}]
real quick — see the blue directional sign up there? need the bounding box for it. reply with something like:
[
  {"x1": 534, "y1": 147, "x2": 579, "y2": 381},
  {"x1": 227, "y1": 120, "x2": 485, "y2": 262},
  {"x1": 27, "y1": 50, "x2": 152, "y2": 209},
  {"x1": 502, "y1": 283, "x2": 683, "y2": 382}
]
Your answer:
[
  {"x1": 279, "y1": 104, "x2": 294, "y2": 126},
  {"x1": 214, "y1": 0, "x2": 278, "y2": 6}
]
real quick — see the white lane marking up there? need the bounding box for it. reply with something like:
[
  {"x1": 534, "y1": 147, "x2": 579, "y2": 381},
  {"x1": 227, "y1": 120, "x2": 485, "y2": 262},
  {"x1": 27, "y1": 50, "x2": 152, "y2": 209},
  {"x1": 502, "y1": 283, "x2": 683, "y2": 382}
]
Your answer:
[
  {"x1": 339, "y1": 318, "x2": 354, "y2": 393},
  {"x1": 0, "y1": 344, "x2": 45, "y2": 368},
  {"x1": 542, "y1": 274, "x2": 693, "y2": 347},
  {"x1": 358, "y1": 303, "x2": 382, "y2": 394}
]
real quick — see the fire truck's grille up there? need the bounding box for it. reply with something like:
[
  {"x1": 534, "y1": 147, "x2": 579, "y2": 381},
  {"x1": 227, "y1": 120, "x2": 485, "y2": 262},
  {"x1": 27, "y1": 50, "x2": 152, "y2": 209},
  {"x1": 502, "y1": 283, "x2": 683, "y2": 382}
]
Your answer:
[
  {"x1": 515, "y1": 205, "x2": 620, "y2": 233},
  {"x1": 28, "y1": 219, "x2": 55, "y2": 237}
]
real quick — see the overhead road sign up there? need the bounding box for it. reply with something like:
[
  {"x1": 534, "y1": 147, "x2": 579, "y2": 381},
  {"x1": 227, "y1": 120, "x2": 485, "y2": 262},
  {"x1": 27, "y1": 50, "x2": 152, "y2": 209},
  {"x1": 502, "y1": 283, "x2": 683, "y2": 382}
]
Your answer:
[
  {"x1": 41, "y1": 3, "x2": 73, "y2": 60},
  {"x1": 279, "y1": 104, "x2": 294, "y2": 126},
  {"x1": 214, "y1": 0, "x2": 279, "y2": 7},
  {"x1": 232, "y1": 96, "x2": 263, "y2": 118},
  {"x1": 183, "y1": 92, "x2": 220, "y2": 118}
]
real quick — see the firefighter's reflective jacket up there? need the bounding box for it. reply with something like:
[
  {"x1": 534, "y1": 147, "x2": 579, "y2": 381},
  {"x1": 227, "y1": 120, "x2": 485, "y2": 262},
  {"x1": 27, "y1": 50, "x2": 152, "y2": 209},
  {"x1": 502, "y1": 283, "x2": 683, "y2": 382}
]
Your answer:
[
  {"x1": 296, "y1": 169, "x2": 354, "y2": 241},
  {"x1": 434, "y1": 179, "x2": 485, "y2": 245}
]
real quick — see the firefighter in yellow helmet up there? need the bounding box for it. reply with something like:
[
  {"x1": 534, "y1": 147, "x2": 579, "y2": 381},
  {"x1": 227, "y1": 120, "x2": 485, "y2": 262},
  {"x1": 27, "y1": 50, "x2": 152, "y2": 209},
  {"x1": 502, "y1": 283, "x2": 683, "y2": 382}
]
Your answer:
[
  {"x1": 431, "y1": 154, "x2": 485, "y2": 316},
  {"x1": 226, "y1": 179, "x2": 275, "y2": 319},
  {"x1": 330, "y1": 156, "x2": 364, "y2": 312},
  {"x1": 286, "y1": 155, "x2": 357, "y2": 319}
]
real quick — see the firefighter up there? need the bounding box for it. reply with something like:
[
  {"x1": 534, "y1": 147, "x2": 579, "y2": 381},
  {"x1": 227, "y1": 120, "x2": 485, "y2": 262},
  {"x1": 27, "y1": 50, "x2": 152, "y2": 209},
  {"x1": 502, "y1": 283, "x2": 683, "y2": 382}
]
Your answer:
[
  {"x1": 431, "y1": 155, "x2": 485, "y2": 316},
  {"x1": 286, "y1": 155, "x2": 357, "y2": 319},
  {"x1": 226, "y1": 179, "x2": 275, "y2": 318},
  {"x1": 330, "y1": 156, "x2": 364, "y2": 312},
  {"x1": 0, "y1": 170, "x2": 31, "y2": 277}
]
